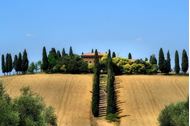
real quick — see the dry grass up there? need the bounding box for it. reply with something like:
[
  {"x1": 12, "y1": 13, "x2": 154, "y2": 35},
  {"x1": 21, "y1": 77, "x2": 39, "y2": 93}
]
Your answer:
[
  {"x1": 0, "y1": 74, "x2": 92, "y2": 126},
  {"x1": 117, "y1": 75, "x2": 189, "y2": 126}
]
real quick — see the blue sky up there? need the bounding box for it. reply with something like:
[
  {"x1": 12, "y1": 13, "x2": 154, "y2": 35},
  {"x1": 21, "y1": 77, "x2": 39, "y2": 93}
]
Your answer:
[{"x1": 0, "y1": 0, "x2": 188, "y2": 68}]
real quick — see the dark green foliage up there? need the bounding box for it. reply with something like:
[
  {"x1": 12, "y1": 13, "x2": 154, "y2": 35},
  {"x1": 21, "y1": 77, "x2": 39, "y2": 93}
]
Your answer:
[
  {"x1": 56, "y1": 50, "x2": 61, "y2": 58},
  {"x1": 17, "y1": 53, "x2": 22, "y2": 73},
  {"x1": 41, "y1": 47, "x2": 49, "y2": 72},
  {"x1": 128, "y1": 53, "x2": 132, "y2": 59},
  {"x1": 69, "y1": 46, "x2": 73, "y2": 56},
  {"x1": 106, "y1": 113, "x2": 119, "y2": 122},
  {"x1": 175, "y1": 50, "x2": 180, "y2": 74},
  {"x1": 5, "y1": 53, "x2": 13, "y2": 74},
  {"x1": 21, "y1": 49, "x2": 29, "y2": 74},
  {"x1": 112, "y1": 52, "x2": 116, "y2": 58},
  {"x1": 48, "y1": 48, "x2": 58, "y2": 70},
  {"x1": 158, "y1": 48, "x2": 166, "y2": 73},
  {"x1": 158, "y1": 99, "x2": 189, "y2": 126},
  {"x1": 165, "y1": 51, "x2": 171, "y2": 74},
  {"x1": 0, "y1": 83, "x2": 57, "y2": 126},
  {"x1": 145, "y1": 58, "x2": 148, "y2": 61},
  {"x1": 92, "y1": 49, "x2": 100, "y2": 117},
  {"x1": 54, "y1": 55, "x2": 88, "y2": 73},
  {"x1": 106, "y1": 50, "x2": 117, "y2": 117},
  {"x1": 91, "y1": 49, "x2": 93, "y2": 53},
  {"x1": 181, "y1": 49, "x2": 188, "y2": 74},
  {"x1": 28, "y1": 62, "x2": 35, "y2": 74},
  {"x1": 0, "y1": 83, "x2": 19, "y2": 126},
  {"x1": 62, "y1": 48, "x2": 67, "y2": 57},
  {"x1": 149, "y1": 54, "x2": 157, "y2": 64},
  {"x1": 13, "y1": 55, "x2": 18, "y2": 73},
  {"x1": 1, "y1": 55, "x2": 6, "y2": 74}
]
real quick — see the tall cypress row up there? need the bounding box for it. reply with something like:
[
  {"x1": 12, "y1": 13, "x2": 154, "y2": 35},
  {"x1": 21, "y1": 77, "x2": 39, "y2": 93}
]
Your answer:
[
  {"x1": 41, "y1": 47, "x2": 49, "y2": 72},
  {"x1": 92, "y1": 49, "x2": 100, "y2": 117},
  {"x1": 112, "y1": 52, "x2": 116, "y2": 58},
  {"x1": 106, "y1": 50, "x2": 117, "y2": 116},
  {"x1": 22, "y1": 49, "x2": 29, "y2": 74},
  {"x1": 175, "y1": 50, "x2": 180, "y2": 74},
  {"x1": 1, "y1": 55, "x2": 5, "y2": 75},
  {"x1": 181, "y1": 49, "x2": 188, "y2": 74},
  {"x1": 57, "y1": 50, "x2": 61, "y2": 58},
  {"x1": 158, "y1": 48, "x2": 165, "y2": 73}
]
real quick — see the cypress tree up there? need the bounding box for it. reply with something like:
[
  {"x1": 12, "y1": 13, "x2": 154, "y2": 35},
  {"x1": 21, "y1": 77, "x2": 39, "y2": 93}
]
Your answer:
[
  {"x1": 5, "y1": 54, "x2": 9, "y2": 74},
  {"x1": 62, "y1": 48, "x2": 66, "y2": 57},
  {"x1": 69, "y1": 46, "x2": 73, "y2": 56},
  {"x1": 112, "y1": 52, "x2": 116, "y2": 58},
  {"x1": 7, "y1": 54, "x2": 13, "y2": 74},
  {"x1": 128, "y1": 53, "x2": 132, "y2": 59},
  {"x1": 48, "y1": 48, "x2": 58, "y2": 69},
  {"x1": 13, "y1": 55, "x2": 18, "y2": 74},
  {"x1": 17, "y1": 53, "x2": 22, "y2": 73},
  {"x1": 145, "y1": 58, "x2": 148, "y2": 61},
  {"x1": 181, "y1": 49, "x2": 188, "y2": 74},
  {"x1": 158, "y1": 48, "x2": 165, "y2": 73},
  {"x1": 92, "y1": 49, "x2": 100, "y2": 117},
  {"x1": 56, "y1": 50, "x2": 61, "y2": 58},
  {"x1": 91, "y1": 49, "x2": 94, "y2": 53},
  {"x1": 165, "y1": 51, "x2": 171, "y2": 73},
  {"x1": 41, "y1": 46, "x2": 49, "y2": 72},
  {"x1": 149, "y1": 54, "x2": 157, "y2": 64},
  {"x1": 22, "y1": 49, "x2": 29, "y2": 74},
  {"x1": 175, "y1": 50, "x2": 180, "y2": 74},
  {"x1": 107, "y1": 50, "x2": 117, "y2": 116},
  {"x1": 1, "y1": 55, "x2": 5, "y2": 75}
]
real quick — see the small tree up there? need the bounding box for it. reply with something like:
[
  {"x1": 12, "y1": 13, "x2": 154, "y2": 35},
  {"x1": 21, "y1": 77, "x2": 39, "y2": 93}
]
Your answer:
[
  {"x1": 158, "y1": 48, "x2": 165, "y2": 73},
  {"x1": 91, "y1": 49, "x2": 100, "y2": 117},
  {"x1": 62, "y1": 48, "x2": 66, "y2": 57},
  {"x1": 69, "y1": 46, "x2": 73, "y2": 56},
  {"x1": 56, "y1": 50, "x2": 61, "y2": 58},
  {"x1": 28, "y1": 62, "x2": 35, "y2": 74},
  {"x1": 17, "y1": 53, "x2": 22, "y2": 74},
  {"x1": 181, "y1": 49, "x2": 188, "y2": 74},
  {"x1": 165, "y1": 50, "x2": 171, "y2": 73},
  {"x1": 1, "y1": 54, "x2": 6, "y2": 75},
  {"x1": 112, "y1": 52, "x2": 116, "y2": 58},
  {"x1": 91, "y1": 49, "x2": 94, "y2": 53},
  {"x1": 149, "y1": 54, "x2": 157, "y2": 64},
  {"x1": 41, "y1": 46, "x2": 49, "y2": 72},
  {"x1": 13, "y1": 55, "x2": 18, "y2": 74},
  {"x1": 128, "y1": 53, "x2": 132, "y2": 59},
  {"x1": 175, "y1": 50, "x2": 180, "y2": 74},
  {"x1": 21, "y1": 49, "x2": 29, "y2": 74}
]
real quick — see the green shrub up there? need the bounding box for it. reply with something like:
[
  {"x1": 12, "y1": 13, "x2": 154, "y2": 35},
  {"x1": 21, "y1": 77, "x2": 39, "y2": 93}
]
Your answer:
[
  {"x1": 106, "y1": 113, "x2": 119, "y2": 122},
  {"x1": 158, "y1": 99, "x2": 189, "y2": 126}
]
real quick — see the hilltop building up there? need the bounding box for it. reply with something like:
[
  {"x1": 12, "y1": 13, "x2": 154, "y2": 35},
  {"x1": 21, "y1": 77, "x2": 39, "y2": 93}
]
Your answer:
[{"x1": 81, "y1": 52, "x2": 104, "y2": 64}]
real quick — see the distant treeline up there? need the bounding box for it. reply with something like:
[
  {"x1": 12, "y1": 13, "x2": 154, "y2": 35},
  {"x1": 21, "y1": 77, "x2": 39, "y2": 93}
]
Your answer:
[{"x1": 1, "y1": 47, "x2": 189, "y2": 75}]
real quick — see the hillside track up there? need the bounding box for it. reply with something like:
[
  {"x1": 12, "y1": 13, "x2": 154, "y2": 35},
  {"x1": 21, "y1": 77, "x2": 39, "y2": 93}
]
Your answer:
[
  {"x1": 117, "y1": 75, "x2": 189, "y2": 126},
  {"x1": 0, "y1": 74, "x2": 93, "y2": 126}
]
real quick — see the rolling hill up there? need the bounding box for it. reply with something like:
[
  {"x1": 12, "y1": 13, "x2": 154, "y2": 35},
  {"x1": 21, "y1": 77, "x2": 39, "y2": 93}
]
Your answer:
[{"x1": 0, "y1": 74, "x2": 188, "y2": 126}]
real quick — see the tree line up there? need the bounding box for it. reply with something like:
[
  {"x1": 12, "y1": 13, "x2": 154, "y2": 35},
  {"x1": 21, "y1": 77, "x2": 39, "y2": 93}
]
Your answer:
[
  {"x1": 1, "y1": 47, "x2": 188, "y2": 75},
  {"x1": 1, "y1": 49, "x2": 29, "y2": 75},
  {"x1": 92, "y1": 49, "x2": 118, "y2": 121},
  {"x1": 158, "y1": 48, "x2": 188, "y2": 74}
]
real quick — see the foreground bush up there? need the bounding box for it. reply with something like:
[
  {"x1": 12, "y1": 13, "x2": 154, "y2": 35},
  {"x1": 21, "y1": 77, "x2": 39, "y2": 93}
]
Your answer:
[
  {"x1": 158, "y1": 98, "x2": 189, "y2": 126},
  {"x1": 0, "y1": 83, "x2": 57, "y2": 126}
]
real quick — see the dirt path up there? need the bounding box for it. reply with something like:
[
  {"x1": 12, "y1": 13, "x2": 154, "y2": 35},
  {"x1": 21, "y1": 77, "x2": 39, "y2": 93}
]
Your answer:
[{"x1": 117, "y1": 75, "x2": 189, "y2": 126}]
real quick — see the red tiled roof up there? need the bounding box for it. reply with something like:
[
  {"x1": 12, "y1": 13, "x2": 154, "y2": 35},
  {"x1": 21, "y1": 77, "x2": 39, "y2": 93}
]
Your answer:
[{"x1": 81, "y1": 52, "x2": 104, "y2": 57}]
